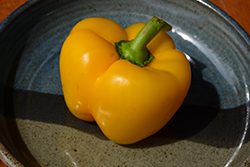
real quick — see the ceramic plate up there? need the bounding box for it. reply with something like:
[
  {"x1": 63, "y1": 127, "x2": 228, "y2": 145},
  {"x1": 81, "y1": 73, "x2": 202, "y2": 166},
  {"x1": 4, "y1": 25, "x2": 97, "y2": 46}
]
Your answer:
[{"x1": 0, "y1": 0, "x2": 250, "y2": 166}]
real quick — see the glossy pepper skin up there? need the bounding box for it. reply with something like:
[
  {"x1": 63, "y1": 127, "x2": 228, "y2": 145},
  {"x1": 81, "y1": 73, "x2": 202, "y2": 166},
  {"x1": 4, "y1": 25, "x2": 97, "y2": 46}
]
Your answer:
[{"x1": 60, "y1": 17, "x2": 191, "y2": 144}]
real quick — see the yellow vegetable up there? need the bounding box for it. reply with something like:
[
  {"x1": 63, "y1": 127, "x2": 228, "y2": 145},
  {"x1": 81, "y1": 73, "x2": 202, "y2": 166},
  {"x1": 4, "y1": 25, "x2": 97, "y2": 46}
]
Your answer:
[{"x1": 60, "y1": 16, "x2": 191, "y2": 144}]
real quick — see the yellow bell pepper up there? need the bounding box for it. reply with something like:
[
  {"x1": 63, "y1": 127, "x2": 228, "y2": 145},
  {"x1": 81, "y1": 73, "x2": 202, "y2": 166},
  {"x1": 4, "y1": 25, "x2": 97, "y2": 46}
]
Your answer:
[{"x1": 60, "y1": 16, "x2": 191, "y2": 144}]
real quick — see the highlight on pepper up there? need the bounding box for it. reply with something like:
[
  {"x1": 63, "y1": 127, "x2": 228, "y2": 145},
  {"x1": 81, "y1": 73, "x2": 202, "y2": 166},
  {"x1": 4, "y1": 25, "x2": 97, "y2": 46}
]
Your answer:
[{"x1": 59, "y1": 16, "x2": 191, "y2": 144}]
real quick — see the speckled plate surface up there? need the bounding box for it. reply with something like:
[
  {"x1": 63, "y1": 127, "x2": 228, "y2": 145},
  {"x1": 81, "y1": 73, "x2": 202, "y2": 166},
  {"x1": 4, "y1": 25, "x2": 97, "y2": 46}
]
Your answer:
[{"x1": 1, "y1": 0, "x2": 250, "y2": 166}]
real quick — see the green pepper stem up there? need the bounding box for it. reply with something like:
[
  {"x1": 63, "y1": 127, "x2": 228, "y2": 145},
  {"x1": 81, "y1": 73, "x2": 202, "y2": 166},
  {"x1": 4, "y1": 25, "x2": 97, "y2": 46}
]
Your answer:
[
  {"x1": 131, "y1": 16, "x2": 171, "y2": 51},
  {"x1": 115, "y1": 16, "x2": 172, "y2": 66}
]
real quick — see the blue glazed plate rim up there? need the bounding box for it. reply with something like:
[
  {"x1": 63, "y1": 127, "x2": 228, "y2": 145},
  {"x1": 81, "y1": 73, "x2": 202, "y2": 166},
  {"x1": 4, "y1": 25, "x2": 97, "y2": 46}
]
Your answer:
[
  {"x1": 0, "y1": 0, "x2": 249, "y2": 45},
  {"x1": 197, "y1": 0, "x2": 250, "y2": 44},
  {"x1": 0, "y1": 0, "x2": 37, "y2": 31}
]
